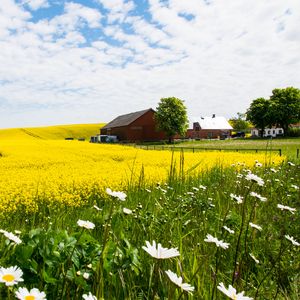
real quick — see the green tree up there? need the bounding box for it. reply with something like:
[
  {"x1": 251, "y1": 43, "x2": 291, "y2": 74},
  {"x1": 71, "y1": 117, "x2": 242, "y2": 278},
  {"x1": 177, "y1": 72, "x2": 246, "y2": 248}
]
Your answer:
[
  {"x1": 246, "y1": 98, "x2": 271, "y2": 137},
  {"x1": 154, "y1": 97, "x2": 189, "y2": 143},
  {"x1": 229, "y1": 112, "x2": 250, "y2": 132},
  {"x1": 269, "y1": 87, "x2": 300, "y2": 136}
]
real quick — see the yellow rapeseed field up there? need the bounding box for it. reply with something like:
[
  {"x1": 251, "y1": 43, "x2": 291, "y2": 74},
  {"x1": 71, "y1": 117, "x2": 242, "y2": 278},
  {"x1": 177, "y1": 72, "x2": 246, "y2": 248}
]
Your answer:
[{"x1": 0, "y1": 125, "x2": 284, "y2": 214}]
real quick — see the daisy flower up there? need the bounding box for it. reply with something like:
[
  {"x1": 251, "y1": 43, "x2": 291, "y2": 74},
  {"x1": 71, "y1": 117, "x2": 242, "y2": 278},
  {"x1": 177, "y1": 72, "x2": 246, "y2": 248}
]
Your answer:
[
  {"x1": 123, "y1": 207, "x2": 133, "y2": 215},
  {"x1": 142, "y1": 240, "x2": 180, "y2": 259},
  {"x1": 204, "y1": 234, "x2": 230, "y2": 249},
  {"x1": 230, "y1": 194, "x2": 243, "y2": 204},
  {"x1": 15, "y1": 287, "x2": 46, "y2": 300},
  {"x1": 1, "y1": 230, "x2": 22, "y2": 244},
  {"x1": 82, "y1": 292, "x2": 97, "y2": 300},
  {"x1": 165, "y1": 270, "x2": 194, "y2": 294},
  {"x1": 223, "y1": 226, "x2": 235, "y2": 234},
  {"x1": 0, "y1": 266, "x2": 24, "y2": 286},
  {"x1": 285, "y1": 235, "x2": 300, "y2": 246},
  {"x1": 245, "y1": 172, "x2": 264, "y2": 186},
  {"x1": 249, "y1": 222, "x2": 262, "y2": 231},
  {"x1": 77, "y1": 220, "x2": 95, "y2": 230},
  {"x1": 106, "y1": 188, "x2": 127, "y2": 201},
  {"x1": 217, "y1": 282, "x2": 253, "y2": 300},
  {"x1": 277, "y1": 204, "x2": 296, "y2": 214},
  {"x1": 249, "y1": 253, "x2": 259, "y2": 264},
  {"x1": 250, "y1": 192, "x2": 267, "y2": 202}
]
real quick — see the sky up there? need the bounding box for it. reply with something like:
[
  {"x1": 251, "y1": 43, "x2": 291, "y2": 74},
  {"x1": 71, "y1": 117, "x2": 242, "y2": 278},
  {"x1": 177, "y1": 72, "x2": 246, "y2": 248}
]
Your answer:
[{"x1": 0, "y1": 0, "x2": 300, "y2": 128}]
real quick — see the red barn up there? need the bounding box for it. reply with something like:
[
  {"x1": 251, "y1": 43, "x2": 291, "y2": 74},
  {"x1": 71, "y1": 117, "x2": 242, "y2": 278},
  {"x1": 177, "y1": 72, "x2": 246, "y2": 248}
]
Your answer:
[{"x1": 100, "y1": 108, "x2": 166, "y2": 142}]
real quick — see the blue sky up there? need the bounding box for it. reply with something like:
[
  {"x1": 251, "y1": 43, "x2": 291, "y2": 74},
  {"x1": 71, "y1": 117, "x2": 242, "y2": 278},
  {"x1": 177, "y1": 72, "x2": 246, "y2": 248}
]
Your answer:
[{"x1": 0, "y1": 0, "x2": 300, "y2": 128}]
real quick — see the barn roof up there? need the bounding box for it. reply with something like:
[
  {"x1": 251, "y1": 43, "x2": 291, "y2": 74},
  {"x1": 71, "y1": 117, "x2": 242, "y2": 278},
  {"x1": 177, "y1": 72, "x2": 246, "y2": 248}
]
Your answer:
[
  {"x1": 198, "y1": 116, "x2": 233, "y2": 130},
  {"x1": 102, "y1": 108, "x2": 154, "y2": 129}
]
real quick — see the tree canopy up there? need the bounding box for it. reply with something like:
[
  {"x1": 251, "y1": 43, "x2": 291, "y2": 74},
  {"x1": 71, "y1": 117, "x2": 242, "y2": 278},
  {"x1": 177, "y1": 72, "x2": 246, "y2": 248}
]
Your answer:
[
  {"x1": 154, "y1": 97, "x2": 188, "y2": 143},
  {"x1": 229, "y1": 112, "x2": 250, "y2": 132},
  {"x1": 246, "y1": 87, "x2": 300, "y2": 137}
]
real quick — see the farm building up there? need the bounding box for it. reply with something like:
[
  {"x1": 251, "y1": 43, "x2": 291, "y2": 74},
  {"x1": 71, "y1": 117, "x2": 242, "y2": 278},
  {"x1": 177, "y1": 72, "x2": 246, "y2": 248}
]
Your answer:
[
  {"x1": 186, "y1": 115, "x2": 233, "y2": 139},
  {"x1": 100, "y1": 108, "x2": 166, "y2": 142}
]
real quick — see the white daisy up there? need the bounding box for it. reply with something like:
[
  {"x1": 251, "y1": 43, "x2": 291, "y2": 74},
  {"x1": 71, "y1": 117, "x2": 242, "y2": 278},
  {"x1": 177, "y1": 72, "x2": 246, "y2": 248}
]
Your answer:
[
  {"x1": 142, "y1": 240, "x2": 180, "y2": 259},
  {"x1": 230, "y1": 194, "x2": 243, "y2": 204},
  {"x1": 250, "y1": 192, "x2": 267, "y2": 202},
  {"x1": 223, "y1": 226, "x2": 235, "y2": 234},
  {"x1": 0, "y1": 266, "x2": 24, "y2": 286},
  {"x1": 123, "y1": 207, "x2": 133, "y2": 215},
  {"x1": 0, "y1": 230, "x2": 22, "y2": 244},
  {"x1": 249, "y1": 253, "x2": 259, "y2": 264},
  {"x1": 83, "y1": 272, "x2": 90, "y2": 280},
  {"x1": 106, "y1": 188, "x2": 127, "y2": 201},
  {"x1": 285, "y1": 235, "x2": 300, "y2": 246},
  {"x1": 165, "y1": 270, "x2": 194, "y2": 294},
  {"x1": 82, "y1": 292, "x2": 97, "y2": 300},
  {"x1": 15, "y1": 287, "x2": 46, "y2": 300},
  {"x1": 277, "y1": 204, "x2": 296, "y2": 214},
  {"x1": 249, "y1": 222, "x2": 262, "y2": 231},
  {"x1": 204, "y1": 234, "x2": 230, "y2": 249},
  {"x1": 77, "y1": 220, "x2": 95, "y2": 230},
  {"x1": 245, "y1": 172, "x2": 264, "y2": 186},
  {"x1": 217, "y1": 282, "x2": 253, "y2": 299}
]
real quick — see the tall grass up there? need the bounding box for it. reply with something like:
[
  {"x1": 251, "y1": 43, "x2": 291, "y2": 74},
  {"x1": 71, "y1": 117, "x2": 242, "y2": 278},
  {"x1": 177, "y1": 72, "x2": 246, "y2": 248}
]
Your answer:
[{"x1": 0, "y1": 153, "x2": 299, "y2": 299}]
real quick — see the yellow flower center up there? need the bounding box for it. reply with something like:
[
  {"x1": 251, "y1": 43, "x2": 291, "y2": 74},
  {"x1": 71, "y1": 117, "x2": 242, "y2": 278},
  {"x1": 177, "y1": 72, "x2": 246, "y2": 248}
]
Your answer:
[
  {"x1": 25, "y1": 296, "x2": 35, "y2": 300},
  {"x1": 232, "y1": 296, "x2": 237, "y2": 300},
  {"x1": 2, "y1": 274, "x2": 15, "y2": 282}
]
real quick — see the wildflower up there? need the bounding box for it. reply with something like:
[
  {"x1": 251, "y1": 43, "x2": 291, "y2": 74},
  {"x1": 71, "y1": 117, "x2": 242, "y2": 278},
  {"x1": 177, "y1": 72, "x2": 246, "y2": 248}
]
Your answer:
[
  {"x1": 76, "y1": 271, "x2": 81, "y2": 276},
  {"x1": 106, "y1": 188, "x2": 127, "y2": 201},
  {"x1": 277, "y1": 204, "x2": 296, "y2": 214},
  {"x1": 83, "y1": 272, "x2": 90, "y2": 279},
  {"x1": 230, "y1": 194, "x2": 243, "y2": 204},
  {"x1": 223, "y1": 226, "x2": 235, "y2": 234},
  {"x1": 270, "y1": 168, "x2": 277, "y2": 173},
  {"x1": 288, "y1": 162, "x2": 295, "y2": 166},
  {"x1": 165, "y1": 270, "x2": 194, "y2": 294},
  {"x1": 87, "y1": 264, "x2": 92, "y2": 269},
  {"x1": 14, "y1": 230, "x2": 21, "y2": 234},
  {"x1": 83, "y1": 292, "x2": 97, "y2": 300},
  {"x1": 186, "y1": 192, "x2": 194, "y2": 196},
  {"x1": 142, "y1": 240, "x2": 180, "y2": 259},
  {"x1": 249, "y1": 222, "x2": 262, "y2": 231},
  {"x1": 245, "y1": 172, "x2": 264, "y2": 186},
  {"x1": 285, "y1": 235, "x2": 300, "y2": 246},
  {"x1": 199, "y1": 185, "x2": 207, "y2": 190},
  {"x1": 255, "y1": 162, "x2": 262, "y2": 167},
  {"x1": 291, "y1": 185, "x2": 299, "y2": 190},
  {"x1": 217, "y1": 282, "x2": 253, "y2": 299},
  {"x1": 249, "y1": 253, "x2": 259, "y2": 264},
  {"x1": 15, "y1": 287, "x2": 46, "y2": 300},
  {"x1": 145, "y1": 188, "x2": 151, "y2": 193},
  {"x1": 93, "y1": 205, "x2": 102, "y2": 211},
  {"x1": 77, "y1": 220, "x2": 95, "y2": 230},
  {"x1": 0, "y1": 230, "x2": 22, "y2": 244},
  {"x1": 204, "y1": 234, "x2": 230, "y2": 249},
  {"x1": 0, "y1": 266, "x2": 24, "y2": 286},
  {"x1": 250, "y1": 192, "x2": 267, "y2": 202},
  {"x1": 192, "y1": 187, "x2": 199, "y2": 191},
  {"x1": 123, "y1": 207, "x2": 133, "y2": 215}
]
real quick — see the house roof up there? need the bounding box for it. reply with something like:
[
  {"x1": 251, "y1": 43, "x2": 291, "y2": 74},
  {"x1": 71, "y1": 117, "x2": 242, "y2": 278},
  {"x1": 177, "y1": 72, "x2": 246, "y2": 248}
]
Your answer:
[
  {"x1": 102, "y1": 108, "x2": 154, "y2": 129},
  {"x1": 198, "y1": 116, "x2": 233, "y2": 130}
]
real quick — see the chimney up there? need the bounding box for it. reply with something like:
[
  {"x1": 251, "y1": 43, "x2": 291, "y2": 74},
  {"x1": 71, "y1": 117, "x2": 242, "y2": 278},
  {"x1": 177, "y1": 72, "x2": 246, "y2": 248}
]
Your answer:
[{"x1": 212, "y1": 114, "x2": 215, "y2": 118}]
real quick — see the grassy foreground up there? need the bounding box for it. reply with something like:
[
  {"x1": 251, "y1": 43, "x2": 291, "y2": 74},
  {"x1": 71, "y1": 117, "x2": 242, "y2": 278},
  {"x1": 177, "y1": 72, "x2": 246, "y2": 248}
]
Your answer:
[{"x1": 0, "y1": 125, "x2": 299, "y2": 299}]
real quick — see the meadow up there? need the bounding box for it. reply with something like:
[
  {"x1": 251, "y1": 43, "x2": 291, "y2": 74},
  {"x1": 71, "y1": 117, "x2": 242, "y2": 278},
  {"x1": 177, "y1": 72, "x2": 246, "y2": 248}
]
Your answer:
[{"x1": 0, "y1": 125, "x2": 299, "y2": 300}]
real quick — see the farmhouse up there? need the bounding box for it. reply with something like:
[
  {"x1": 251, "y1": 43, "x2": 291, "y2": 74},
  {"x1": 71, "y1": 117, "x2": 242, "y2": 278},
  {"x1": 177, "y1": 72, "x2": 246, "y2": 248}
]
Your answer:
[
  {"x1": 100, "y1": 108, "x2": 166, "y2": 142},
  {"x1": 186, "y1": 115, "x2": 233, "y2": 139}
]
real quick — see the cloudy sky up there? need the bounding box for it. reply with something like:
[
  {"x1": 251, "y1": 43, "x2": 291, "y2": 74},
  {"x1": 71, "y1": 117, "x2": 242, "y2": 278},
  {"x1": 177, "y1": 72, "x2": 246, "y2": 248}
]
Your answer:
[{"x1": 0, "y1": 0, "x2": 300, "y2": 128}]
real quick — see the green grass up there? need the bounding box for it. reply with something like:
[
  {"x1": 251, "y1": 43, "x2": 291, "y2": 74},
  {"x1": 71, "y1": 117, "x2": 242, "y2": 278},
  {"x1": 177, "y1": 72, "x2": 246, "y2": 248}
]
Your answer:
[
  {"x1": 0, "y1": 158, "x2": 299, "y2": 299},
  {"x1": 140, "y1": 138, "x2": 300, "y2": 159}
]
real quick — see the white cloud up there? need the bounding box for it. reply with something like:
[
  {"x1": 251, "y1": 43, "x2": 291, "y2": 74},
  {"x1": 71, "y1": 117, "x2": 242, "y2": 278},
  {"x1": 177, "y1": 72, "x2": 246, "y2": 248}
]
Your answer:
[
  {"x1": 0, "y1": 0, "x2": 300, "y2": 128},
  {"x1": 23, "y1": 0, "x2": 49, "y2": 11}
]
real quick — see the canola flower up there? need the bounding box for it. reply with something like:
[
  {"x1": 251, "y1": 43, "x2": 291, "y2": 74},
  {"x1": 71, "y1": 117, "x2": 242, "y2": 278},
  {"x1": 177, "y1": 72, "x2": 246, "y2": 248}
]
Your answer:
[
  {"x1": 15, "y1": 287, "x2": 46, "y2": 300},
  {"x1": 217, "y1": 282, "x2": 253, "y2": 300},
  {"x1": 142, "y1": 240, "x2": 180, "y2": 259},
  {"x1": 165, "y1": 270, "x2": 194, "y2": 294},
  {"x1": 0, "y1": 137, "x2": 284, "y2": 214},
  {"x1": 0, "y1": 266, "x2": 24, "y2": 286}
]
